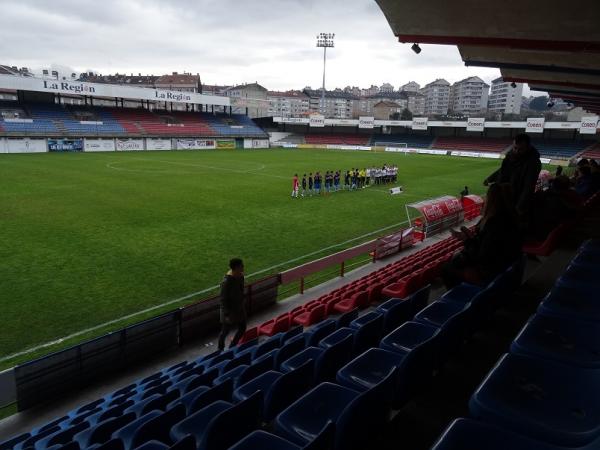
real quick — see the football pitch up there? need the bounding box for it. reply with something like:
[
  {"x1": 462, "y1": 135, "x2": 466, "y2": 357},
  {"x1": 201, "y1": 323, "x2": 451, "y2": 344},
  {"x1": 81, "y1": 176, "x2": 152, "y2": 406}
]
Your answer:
[{"x1": 0, "y1": 148, "x2": 499, "y2": 368}]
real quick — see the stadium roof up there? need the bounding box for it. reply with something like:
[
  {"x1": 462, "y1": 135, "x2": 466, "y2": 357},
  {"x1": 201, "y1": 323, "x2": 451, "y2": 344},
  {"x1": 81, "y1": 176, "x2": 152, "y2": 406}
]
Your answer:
[{"x1": 375, "y1": 0, "x2": 600, "y2": 114}]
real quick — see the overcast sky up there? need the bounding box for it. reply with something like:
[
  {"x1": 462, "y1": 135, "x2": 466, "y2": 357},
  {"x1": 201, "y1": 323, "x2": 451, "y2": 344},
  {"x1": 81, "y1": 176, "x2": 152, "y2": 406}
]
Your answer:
[{"x1": 1, "y1": 0, "x2": 535, "y2": 94}]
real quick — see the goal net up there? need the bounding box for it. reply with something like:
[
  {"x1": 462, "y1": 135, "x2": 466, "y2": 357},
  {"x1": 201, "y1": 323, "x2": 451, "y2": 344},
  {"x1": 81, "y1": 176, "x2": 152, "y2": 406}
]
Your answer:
[{"x1": 373, "y1": 142, "x2": 408, "y2": 153}]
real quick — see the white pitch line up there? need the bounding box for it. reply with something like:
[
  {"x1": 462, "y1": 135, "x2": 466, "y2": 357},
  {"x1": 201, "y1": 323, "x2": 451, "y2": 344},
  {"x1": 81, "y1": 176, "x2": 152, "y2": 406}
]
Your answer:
[{"x1": 0, "y1": 218, "x2": 410, "y2": 364}]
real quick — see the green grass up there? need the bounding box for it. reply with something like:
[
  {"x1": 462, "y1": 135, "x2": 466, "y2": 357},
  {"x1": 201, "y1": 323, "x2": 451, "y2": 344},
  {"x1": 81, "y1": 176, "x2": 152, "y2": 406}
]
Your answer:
[{"x1": 0, "y1": 148, "x2": 498, "y2": 369}]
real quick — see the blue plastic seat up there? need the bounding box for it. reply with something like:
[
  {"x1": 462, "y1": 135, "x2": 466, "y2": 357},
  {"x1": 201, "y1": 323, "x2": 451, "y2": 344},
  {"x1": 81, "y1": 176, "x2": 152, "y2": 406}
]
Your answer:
[
  {"x1": 237, "y1": 353, "x2": 274, "y2": 386},
  {"x1": 511, "y1": 314, "x2": 600, "y2": 368},
  {"x1": 170, "y1": 401, "x2": 232, "y2": 443},
  {"x1": 86, "y1": 439, "x2": 123, "y2": 450},
  {"x1": 319, "y1": 327, "x2": 355, "y2": 349},
  {"x1": 196, "y1": 392, "x2": 263, "y2": 450},
  {"x1": 234, "y1": 338, "x2": 259, "y2": 354},
  {"x1": 275, "y1": 368, "x2": 396, "y2": 450},
  {"x1": 234, "y1": 361, "x2": 313, "y2": 421},
  {"x1": 274, "y1": 334, "x2": 306, "y2": 369},
  {"x1": 280, "y1": 346, "x2": 323, "y2": 375},
  {"x1": 34, "y1": 422, "x2": 89, "y2": 450},
  {"x1": 431, "y1": 418, "x2": 585, "y2": 450},
  {"x1": 376, "y1": 298, "x2": 402, "y2": 313},
  {"x1": 253, "y1": 333, "x2": 284, "y2": 359},
  {"x1": 281, "y1": 326, "x2": 303, "y2": 344},
  {"x1": 407, "y1": 284, "x2": 432, "y2": 315},
  {"x1": 132, "y1": 441, "x2": 168, "y2": 450},
  {"x1": 171, "y1": 393, "x2": 262, "y2": 450},
  {"x1": 127, "y1": 404, "x2": 185, "y2": 448},
  {"x1": 73, "y1": 412, "x2": 136, "y2": 448},
  {"x1": 45, "y1": 441, "x2": 79, "y2": 450},
  {"x1": 439, "y1": 283, "x2": 482, "y2": 304},
  {"x1": 0, "y1": 433, "x2": 30, "y2": 450},
  {"x1": 414, "y1": 301, "x2": 467, "y2": 329},
  {"x1": 305, "y1": 319, "x2": 336, "y2": 347},
  {"x1": 219, "y1": 351, "x2": 252, "y2": 374},
  {"x1": 469, "y1": 353, "x2": 600, "y2": 447},
  {"x1": 14, "y1": 427, "x2": 61, "y2": 450},
  {"x1": 212, "y1": 365, "x2": 248, "y2": 386},
  {"x1": 123, "y1": 394, "x2": 161, "y2": 417},
  {"x1": 188, "y1": 378, "x2": 233, "y2": 414},
  {"x1": 538, "y1": 286, "x2": 600, "y2": 322},
  {"x1": 112, "y1": 410, "x2": 162, "y2": 450},
  {"x1": 382, "y1": 299, "x2": 413, "y2": 333},
  {"x1": 349, "y1": 311, "x2": 382, "y2": 329},
  {"x1": 183, "y1": 367, "x2": 219, "y2": 393},
  {"x1": 335, "y1": 308, "x2": 359, "y2": 329},
  {"x1": 380, "y1": 321, "x2": 440, "y2": 355},
  {"x1": 351, "y1": 312, "x2": 384, "y2": 354},
  {"x1": 229, "y1": 422, "x2": 334, "y2": 450}
]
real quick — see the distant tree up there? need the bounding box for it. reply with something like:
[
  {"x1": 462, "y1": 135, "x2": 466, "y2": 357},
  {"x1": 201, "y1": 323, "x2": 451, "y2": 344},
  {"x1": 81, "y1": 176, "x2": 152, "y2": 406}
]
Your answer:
[
  {"x1": 400, "y1": 108, "x2": 413, "y2": 120},
  {"x1": 390, "y1": 112, "x2": 401, "y2": 120},
  {"x1": 529, "y1": 96, "x2": 550, "y2": 111}
]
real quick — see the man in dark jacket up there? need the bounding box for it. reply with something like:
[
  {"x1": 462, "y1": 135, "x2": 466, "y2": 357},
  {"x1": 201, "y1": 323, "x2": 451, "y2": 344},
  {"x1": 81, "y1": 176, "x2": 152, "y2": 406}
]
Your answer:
[
  {"x1": 218, "y1": 258, "x2": 246, "y2": 351},
  {"x1": 484, "y1": 133, "x2": 541, "y2": 226}
]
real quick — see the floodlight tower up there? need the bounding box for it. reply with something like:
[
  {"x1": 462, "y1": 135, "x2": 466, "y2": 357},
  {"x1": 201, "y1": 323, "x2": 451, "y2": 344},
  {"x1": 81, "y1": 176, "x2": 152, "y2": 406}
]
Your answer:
[{"x1": 316, "y1": 32, "x2": 335, "y2": 115}]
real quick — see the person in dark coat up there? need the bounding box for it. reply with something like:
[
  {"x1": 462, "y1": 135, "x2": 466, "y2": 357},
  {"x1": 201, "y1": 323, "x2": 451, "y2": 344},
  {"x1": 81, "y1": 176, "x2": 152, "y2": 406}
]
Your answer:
[
  {"x1": 443, "y1": 183, "x2": 522, "y2": 289},
  {"x1": 218, "y1": 258, "x2": 247, "y2": 351},
  {"x1": 484, "y1": 133, "x2": 541, "y2": 227}
]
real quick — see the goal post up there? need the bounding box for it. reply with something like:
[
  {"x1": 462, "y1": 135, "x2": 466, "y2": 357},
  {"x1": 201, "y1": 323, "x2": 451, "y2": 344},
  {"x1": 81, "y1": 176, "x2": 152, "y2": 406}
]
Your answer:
[{"x1": 373, "y1": 142, "x2": 409, "y2": 154}]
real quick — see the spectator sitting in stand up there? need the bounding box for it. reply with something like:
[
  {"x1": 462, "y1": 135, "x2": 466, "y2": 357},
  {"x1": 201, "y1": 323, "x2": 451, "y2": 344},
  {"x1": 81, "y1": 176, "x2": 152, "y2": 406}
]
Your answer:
[{"x1": 442, "y1": 183, "x2": 522, "y2": 289}]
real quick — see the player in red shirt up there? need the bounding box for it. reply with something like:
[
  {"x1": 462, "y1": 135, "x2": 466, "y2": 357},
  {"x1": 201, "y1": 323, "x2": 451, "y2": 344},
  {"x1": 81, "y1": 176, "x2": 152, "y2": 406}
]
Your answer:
[{"x1": 291, "y1": 174, "x2": 299, "y2": 198}]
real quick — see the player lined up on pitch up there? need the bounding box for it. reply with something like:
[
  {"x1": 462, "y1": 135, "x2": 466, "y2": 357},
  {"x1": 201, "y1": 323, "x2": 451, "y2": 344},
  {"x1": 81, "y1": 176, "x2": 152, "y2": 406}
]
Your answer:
[{"x1": 291, "y1": 165, "x2": 398, "y2": 198}]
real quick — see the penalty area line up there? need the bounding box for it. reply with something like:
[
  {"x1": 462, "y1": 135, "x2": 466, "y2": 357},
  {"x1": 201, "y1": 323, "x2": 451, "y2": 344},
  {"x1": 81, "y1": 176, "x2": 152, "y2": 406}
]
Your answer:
[{"x1": 0, "y1": 219, "x2": 410, "y2": 364}]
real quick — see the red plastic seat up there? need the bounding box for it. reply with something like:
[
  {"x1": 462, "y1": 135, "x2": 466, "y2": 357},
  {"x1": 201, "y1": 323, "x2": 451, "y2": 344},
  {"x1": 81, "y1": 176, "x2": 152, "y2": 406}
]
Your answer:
[
  {"x1": 366, "y1": 283, "x2": 383, "y2": 304},
  {"x1": 333, "y1": 291, "x2": 369, "y2": 313},
  {"x1": 238, "y1": 326, "x2": 258, "y2": 345},
  {"x1": 522, "y1": 223, "x2": 568, "y2": 257},
  {"x1": 293, "y1": 304, "x2": 326, "y2": 327},
  {"x1": 381, "y1": 270, "x2": 423, "y2": 299},
  {"x1": 258, "y1": 314, "x2": 291, "y2": 337}
]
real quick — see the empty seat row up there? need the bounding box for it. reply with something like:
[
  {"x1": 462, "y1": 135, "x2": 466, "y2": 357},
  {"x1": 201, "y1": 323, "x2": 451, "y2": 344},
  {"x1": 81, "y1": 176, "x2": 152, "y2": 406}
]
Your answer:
[{"x1": 433, "y1": 239, "x2": 600, "y2": 450}]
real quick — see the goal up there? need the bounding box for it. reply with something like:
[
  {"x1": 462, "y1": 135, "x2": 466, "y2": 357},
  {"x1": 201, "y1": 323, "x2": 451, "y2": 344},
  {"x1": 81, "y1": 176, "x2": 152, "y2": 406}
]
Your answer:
[{"x1": 373, "y1": 142, "x2": 408, "y2": 153}]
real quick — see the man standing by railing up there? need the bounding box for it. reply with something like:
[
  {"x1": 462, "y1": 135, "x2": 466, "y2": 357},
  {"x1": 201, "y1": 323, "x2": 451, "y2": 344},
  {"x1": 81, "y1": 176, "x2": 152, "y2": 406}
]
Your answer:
[{"x1": 218, "y1": 258, "x2": 247, "y2": 351}]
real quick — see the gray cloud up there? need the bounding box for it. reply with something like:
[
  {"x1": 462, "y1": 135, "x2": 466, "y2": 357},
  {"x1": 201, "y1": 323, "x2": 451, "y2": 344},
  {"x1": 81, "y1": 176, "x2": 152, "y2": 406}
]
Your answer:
[{"x1": 1, "y1": 0, "x2": 506, "y2": 91}]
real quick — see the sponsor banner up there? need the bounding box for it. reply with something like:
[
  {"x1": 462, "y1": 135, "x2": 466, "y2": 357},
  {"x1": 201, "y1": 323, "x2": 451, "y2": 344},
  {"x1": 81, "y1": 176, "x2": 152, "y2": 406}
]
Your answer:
[
  {"x1": 4, "y1": 118, "x2": 33, "y2": 123},
  {"x1": 418, "y1": 149, "x2": 447, "y2": 155},
  {"x1": 580, "y1": 116, "x2": 599, "y2": 134},
  {"x1": 358, "y1": 116, "x2": 375, "y2": 129},
  {"x1": 0, "y1": 74, "x2": 229, "y2": 106},
  {"x1": 176, "y1": 139, "x2": 216, "y2": 150},
  {"x1": 451, "y1": 151, "x2": 482, "y2": 158},
  {"x1": 146, "y1": 138, "x2": 172, "y2": 151},
  {"x1": 526, "y1": 117, "x2": 545, "y2": 133},
  {"x1": 326, "y1": 145, "x2": 372, "y2": 151},
  {"x1": 466, "y1": 117, "x2": 485, "y2": 132},
  {"x1": 80, "y1": 121, "x2": 103, "y2": 125},
  {"x1": 412, "y1": 117, "x2": 428, "y2": 130},
  {"x1": 325, "y1": 119, "x2": 358, "y2": 126},
  {"x1": 116, "y1": 138, "x2": 144, "y2": 151},
  {"x1": 252, "y1": 139, "x2": 269, "y2": 148},
  {"x1": 275, "y1": 117, "x2": 310, "y2": 124},
  {"x1": 379, "y1": 120, "x2": 412, "y2": 127},
  {"x1": 3, "y1": 138, "x2": 46, "y2": 153},
  {"x1": 309, "y1": 115, "x2": 325, "y2": 128},
  {"x1": 544, "y1": 122, "x2": 578, "y2": 129},
  {"x1": 385, "y1": 147, "x2": 418, "y2": 153},
  {"x1": 216, "y1": 139, "x2": 236, "y2": 149},
  {"x1": 389, "y1": 187, "x2": 403, "y2": 195},
  {"x1": 540, "y1": 157, "x2": 552, "y2": 164},
  {"x1": 84, "y1": 138, "x2": 115, "y2": 152},
  {"x1": 48, "y1": 138, "x2": 83, "y2": 152},
  {"x1": 281, "y1": 143, "x2": 298, "y2": 148},
  {"x1": 478, "y1": 152, "x2": 502, "y2": 159}
]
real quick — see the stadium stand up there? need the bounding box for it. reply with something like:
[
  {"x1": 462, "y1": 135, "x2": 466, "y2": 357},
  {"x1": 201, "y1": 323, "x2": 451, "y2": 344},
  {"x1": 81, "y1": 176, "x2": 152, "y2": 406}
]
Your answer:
[
  {"x1": 370, "y1": 133, "x2": 434, "y2": 148},
  {"x1": 0, "y1": 102, "x2": 267, "y2": 138},
  {"x1": 433, "y1": 239, "x2": 600, "y2": 450},
  {"x1": 432, "y1": 137, "x2": 511, "y2": 153},
  {"x1": 531, "y1": 139, "x2": 595, "y2": 159},
  {"x1": 304, "y1": 133, "x2": 370, "y2": 145},
  {"x1": 581, "y1": 142, "x2": 600, "y2": 159},
  {"x1": 0, "y1": 234, "x2": 529, "y2": 450}
]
